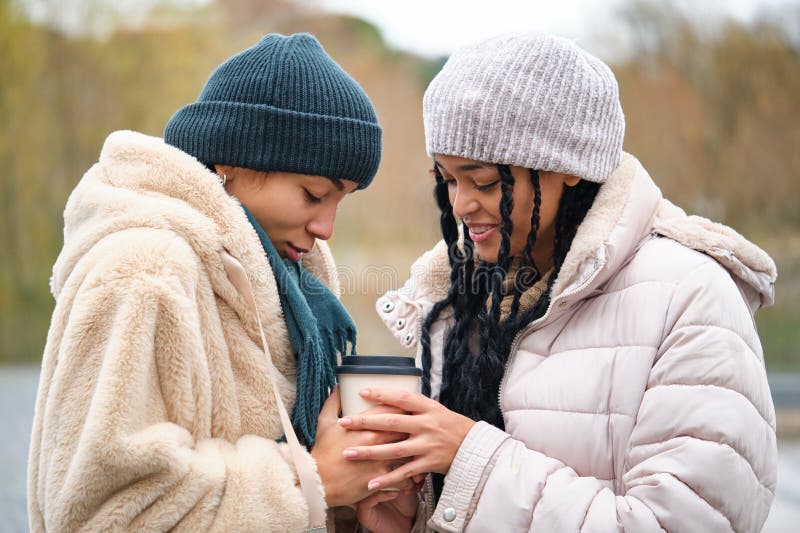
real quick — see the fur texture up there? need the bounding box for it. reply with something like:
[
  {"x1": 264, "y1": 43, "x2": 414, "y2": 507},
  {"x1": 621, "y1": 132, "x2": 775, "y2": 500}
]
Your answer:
[{"x1": 29, "y1": 131, "x2": 339, "y2": 531}]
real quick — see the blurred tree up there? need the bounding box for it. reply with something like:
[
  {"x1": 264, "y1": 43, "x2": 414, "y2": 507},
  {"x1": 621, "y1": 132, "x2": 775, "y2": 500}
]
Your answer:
[
  {"x1": 0, "y1": 0, "x2": 797, "y2": 367},
  {"x1": 0, "y1": 0, "x2": 52, "y2": 364},
  {"x1": 612, "y1": 0, "x2": 800, "y2": 369},
  {"x1": 616, "y1": 0, "x2": 800, "y2": 229}
]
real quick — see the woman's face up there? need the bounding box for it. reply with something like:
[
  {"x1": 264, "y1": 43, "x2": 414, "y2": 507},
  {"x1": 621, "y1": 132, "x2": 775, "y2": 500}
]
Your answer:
[
  {"x1": 433, "y1": 154, "x2": 579, "y2": 266},
  {"x1": 220, "y1": 165, "x2": 358, "y2": 262}
]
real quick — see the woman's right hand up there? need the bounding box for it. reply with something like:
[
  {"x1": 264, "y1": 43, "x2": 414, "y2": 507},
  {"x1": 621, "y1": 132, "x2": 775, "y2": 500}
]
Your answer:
[{"x1": 310, "y1": 386, "x2": 409, "y2": 507}]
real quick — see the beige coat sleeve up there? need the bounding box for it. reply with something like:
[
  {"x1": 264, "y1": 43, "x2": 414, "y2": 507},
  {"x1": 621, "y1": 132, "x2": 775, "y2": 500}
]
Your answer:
[{"x1": 27, "y1": 269, "x2": 316, "y2": 532}]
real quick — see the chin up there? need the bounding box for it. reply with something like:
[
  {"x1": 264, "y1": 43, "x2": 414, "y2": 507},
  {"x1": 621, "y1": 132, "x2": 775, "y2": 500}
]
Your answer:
[
  {"x1": 474, "y1": 245, "x2": 499, "y2": 264},
  {"x1": 475, "y1": 244, "x2": 527, "y2": 265}
]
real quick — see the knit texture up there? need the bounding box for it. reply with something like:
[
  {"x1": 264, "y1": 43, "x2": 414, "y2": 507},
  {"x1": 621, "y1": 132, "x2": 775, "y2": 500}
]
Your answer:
[
  {"x1": 423, "y1": 33, "x2": 625, "y2": 183},
  {"x1": 165, "y1": 33, "x2": 381, "y2": 189}
]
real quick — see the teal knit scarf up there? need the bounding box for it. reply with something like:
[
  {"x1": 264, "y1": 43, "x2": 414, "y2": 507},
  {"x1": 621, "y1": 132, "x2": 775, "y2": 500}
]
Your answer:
[{"x1": 242, "y1": 206, "x2": 357, "y2": 447}]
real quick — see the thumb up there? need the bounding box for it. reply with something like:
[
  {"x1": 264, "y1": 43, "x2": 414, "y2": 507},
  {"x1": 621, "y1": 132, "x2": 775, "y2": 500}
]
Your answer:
[
  {"x1": 358, "y1": 489, "x2": 399, "y2": 510},
  {"x1": 318, "y1": 385, "x2": 342, "y2": 425}
]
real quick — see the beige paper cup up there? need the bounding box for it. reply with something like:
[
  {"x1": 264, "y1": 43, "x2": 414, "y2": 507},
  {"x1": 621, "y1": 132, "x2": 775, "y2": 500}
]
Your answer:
[
  {"x1": 335, "y1": 355, "x2": 422, "y2": 416},
  {"x1": 335, "y1": 355, "x2": 422, "y2": 491}
]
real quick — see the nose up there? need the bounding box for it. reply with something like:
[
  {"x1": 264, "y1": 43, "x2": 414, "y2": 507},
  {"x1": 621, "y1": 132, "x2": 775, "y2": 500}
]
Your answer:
[
  {"x1": 451, "y1": 185, "x2": 478, "y2": 219},
  {"x1": 307, "y1": 205, "x2": 336, "y2": 241}
]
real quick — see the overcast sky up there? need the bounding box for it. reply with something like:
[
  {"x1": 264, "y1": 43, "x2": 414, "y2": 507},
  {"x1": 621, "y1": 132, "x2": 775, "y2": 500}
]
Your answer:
[
  {"x1": 19, "y1": 0, "x2": 799, "y2": 55},
  {"x1": 310, "y1": 0, "x2": 798, "y2": 58}
]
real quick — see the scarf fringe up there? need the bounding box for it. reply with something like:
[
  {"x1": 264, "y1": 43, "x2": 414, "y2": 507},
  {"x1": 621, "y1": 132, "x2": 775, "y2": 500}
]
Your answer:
[
  {"x1": 241, "y1": 205, "x2": 358, "y2": 448},
  {"x1": 291, "y1": 326, "x2": 357, "y2": 446}
]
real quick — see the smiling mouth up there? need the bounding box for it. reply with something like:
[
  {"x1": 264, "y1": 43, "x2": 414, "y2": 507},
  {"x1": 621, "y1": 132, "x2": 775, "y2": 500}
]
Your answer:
[
  {"x1": 466, "y1": 224, "x2": 499, "y2": 243},
  {"x1": 467, "y1": 224, "x2": 498, "y2": 234}
]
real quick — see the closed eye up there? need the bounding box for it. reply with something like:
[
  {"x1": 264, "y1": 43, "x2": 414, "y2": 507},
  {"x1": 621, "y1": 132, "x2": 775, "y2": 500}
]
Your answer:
[
  {"x1": 475, "y1": 180, "x2": 500, "y2": 192},
  {"x1": 304, "y1": 189, "x2": 322, "y2": 204}
]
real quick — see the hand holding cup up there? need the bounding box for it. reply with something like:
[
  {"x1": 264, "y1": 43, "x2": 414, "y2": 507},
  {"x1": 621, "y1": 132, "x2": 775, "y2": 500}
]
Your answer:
[{"x1": 335, "y1": 355, "x2": 423, "y2": 492}]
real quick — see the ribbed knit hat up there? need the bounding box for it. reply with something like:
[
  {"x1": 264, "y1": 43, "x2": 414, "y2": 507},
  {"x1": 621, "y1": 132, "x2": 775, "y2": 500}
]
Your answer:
[
  {"x1": 164, "y1": 33, "x2": 381, "y2": 189},
  {"x1": 424, "y1": 33, "x2": 625, "y2": 183}
]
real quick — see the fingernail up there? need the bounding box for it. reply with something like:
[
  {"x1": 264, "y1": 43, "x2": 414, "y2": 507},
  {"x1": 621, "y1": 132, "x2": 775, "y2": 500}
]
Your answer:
[
  {"x1": 343, "y1": 449, "x2": 357, "y2": 458},
  {"x1": 368, "y1": 480, "x2": 381, "y2": 490},
  {"x1": 359, "y1": 388, "x2": 371, "y2": 397},
  {"x1": 338, "y1": 417, "x2": 352, "y2": 427}
]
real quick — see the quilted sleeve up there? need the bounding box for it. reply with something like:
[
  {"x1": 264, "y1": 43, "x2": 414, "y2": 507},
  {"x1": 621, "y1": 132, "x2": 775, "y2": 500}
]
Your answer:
[{"x1": 430, "y1": 260, "x2": 776, "y2": 533}]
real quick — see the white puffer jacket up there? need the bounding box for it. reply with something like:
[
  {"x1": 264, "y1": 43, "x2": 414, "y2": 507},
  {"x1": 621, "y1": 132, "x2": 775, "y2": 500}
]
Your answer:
[{"x1": 376, "y1": 153, "x2": 777, "y2": 532}]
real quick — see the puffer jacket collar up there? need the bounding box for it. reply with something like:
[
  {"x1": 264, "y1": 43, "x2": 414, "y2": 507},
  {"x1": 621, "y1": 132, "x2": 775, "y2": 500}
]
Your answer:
[{"x1": 377, "y1": 152, "x2": 776, "y2": 346}]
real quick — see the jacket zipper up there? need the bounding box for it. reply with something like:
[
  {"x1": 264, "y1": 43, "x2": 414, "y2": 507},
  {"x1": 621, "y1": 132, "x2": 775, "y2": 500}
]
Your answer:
[
  {"x1": 424, "y1": 474, "x2": 435, "y2": 521},
  {"x1": 419, "y1": 304, "x2": 439, "y2": 523},
  {"x1": 415, "y1": 308, "x2": 425, "y2": 351},
  {"x1": 497, "y1": 260, "x2": 607, "y2": 412}
]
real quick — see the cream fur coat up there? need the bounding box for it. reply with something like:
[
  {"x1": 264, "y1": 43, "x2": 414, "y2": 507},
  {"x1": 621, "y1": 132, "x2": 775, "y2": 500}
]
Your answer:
[{"x1": 28, "y1": 131, "x2": 341, "y2": 531}]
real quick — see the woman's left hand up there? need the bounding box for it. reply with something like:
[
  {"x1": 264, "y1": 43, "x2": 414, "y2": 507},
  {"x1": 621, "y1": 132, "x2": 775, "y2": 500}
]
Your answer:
[
  {"x1": 354, "y1": 485, "x2": 421, "y2": 533},
  {"x1": 338, "y1": 388, "x2": 476, "y2": 491}
]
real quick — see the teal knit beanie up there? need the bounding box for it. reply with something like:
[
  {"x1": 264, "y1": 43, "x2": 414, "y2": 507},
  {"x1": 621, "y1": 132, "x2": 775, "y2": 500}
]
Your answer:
[{"x1": 164, "y1": 33, "x2": 381, "y2": 189}]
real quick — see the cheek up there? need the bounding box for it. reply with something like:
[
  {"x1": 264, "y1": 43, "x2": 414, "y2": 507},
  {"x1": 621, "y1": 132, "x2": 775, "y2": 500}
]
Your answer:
[
  {"x1": 537, "y1": 183, "x2": 566, "y2": 232},
  {"x1": 507, "y1": 187, "x2": 535, "y2": 252},
  {"x1": 252, "y1": 194, "x2": 308, "y2": 234},
  {"x1": 537, "y1": 203, "x2": 560, "y2": 233},
  {"x1": 509, "y1": 206, "x2": 533, "y2": 252}
]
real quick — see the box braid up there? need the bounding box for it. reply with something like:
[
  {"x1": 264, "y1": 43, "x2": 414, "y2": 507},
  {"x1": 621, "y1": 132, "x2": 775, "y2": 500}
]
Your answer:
[
  {"x1": 500, "y1": 178, "x2": 600, "y2": 352},
  {"x1": 467, "y1": 165, "x2": 516, "y2": 422},
  {"x1": 510, "y1": 168, "x2": 543, "y2": 319},
  {"x1": 420, "y1": 165, "x2": 479, "y2": 396},
  {"x1": 420, "y1": 167, "x2": 600, "y2": 429}
]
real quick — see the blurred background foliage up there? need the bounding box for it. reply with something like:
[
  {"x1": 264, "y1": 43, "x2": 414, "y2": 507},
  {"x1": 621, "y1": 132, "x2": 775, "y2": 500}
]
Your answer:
[{"x1": 1, "y1": 0, "x2": 798, "y2": 369}]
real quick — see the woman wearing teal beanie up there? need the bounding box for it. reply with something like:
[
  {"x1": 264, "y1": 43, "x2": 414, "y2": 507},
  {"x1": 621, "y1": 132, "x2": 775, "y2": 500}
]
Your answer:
[
  {"x1": 28, "y1": 33, "x2": 403, "y2": 531},
  {"x1": 344, "y1": 33, "x2": 777, "y2": 532}
]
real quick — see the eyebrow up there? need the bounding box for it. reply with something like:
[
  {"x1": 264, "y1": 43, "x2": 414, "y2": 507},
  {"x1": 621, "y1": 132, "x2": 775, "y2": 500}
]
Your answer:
[
  {"x1": 327, "y1": 177, "x2": 346, "y2": 191},
  {"x1": 432, "y1": 159, "x2": 492, "y2": 173}
]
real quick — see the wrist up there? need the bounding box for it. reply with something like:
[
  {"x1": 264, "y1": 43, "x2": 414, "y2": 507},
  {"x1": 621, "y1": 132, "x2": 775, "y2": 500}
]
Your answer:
[
  {"x1": 438, "y1": 414, "x2": 477, "y2": 475},
  {"x1": 462, "y1": 417, "x2": 477, "y2": 438},
  {"x1": 457, "y1": 416, "x2": 477, "y2": 449},
  {"x1": 309, "y1": 448, "x2": 341, "y2": 507}
]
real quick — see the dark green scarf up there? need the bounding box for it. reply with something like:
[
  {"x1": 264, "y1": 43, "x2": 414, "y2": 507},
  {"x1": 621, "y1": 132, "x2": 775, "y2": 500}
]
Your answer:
[{"x1": 242, "y1": 206, "x2": 356, "y2": 447}]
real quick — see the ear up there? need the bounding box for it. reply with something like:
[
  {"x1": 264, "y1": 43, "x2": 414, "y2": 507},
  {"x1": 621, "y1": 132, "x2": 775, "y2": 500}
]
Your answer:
[
  {"x1": 214, "y1": 164, "x2": 236, "y2": 182},
  {"x1": 564, "y1": 174, "x2": 581, "y2": 187}
]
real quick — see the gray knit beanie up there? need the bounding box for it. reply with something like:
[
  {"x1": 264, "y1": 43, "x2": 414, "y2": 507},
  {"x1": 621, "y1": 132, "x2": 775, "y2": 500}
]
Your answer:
[{"x1": 423, "y1": 33, "x2": 625, "y2": 183}]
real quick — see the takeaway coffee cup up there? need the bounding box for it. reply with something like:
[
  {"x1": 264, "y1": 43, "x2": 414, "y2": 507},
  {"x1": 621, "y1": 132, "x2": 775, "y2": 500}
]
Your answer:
[{"x1": 335, "y1": 355, "x2": 422, "y2": 416}]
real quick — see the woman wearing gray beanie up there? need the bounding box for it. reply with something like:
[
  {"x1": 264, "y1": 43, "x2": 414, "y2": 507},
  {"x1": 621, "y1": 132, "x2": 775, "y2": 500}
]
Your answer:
[
  {"x1": 28, "y1": 33, "x2": 408, "y2": 532},
  {"x1": 343, "y1": 33, "x2": 777, "y2": 532}
]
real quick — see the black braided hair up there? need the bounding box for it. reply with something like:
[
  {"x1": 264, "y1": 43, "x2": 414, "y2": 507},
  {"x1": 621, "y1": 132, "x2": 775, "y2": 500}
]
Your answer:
[
  {"x1": 510, "y1": 169, "x2": 543, "y2": 319},
  {"x1": 501, "y1": 179, "x2": 600, "y2": 346},
  {"x1": 420, "y1": 169, "x2": 600, "y2": 428},
  {"x1": 458, "y1": 165, "x2": 515, "y2": 424},
  {"x1": 420, "y1": 165, "x2": 478, "y2": 396}
]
